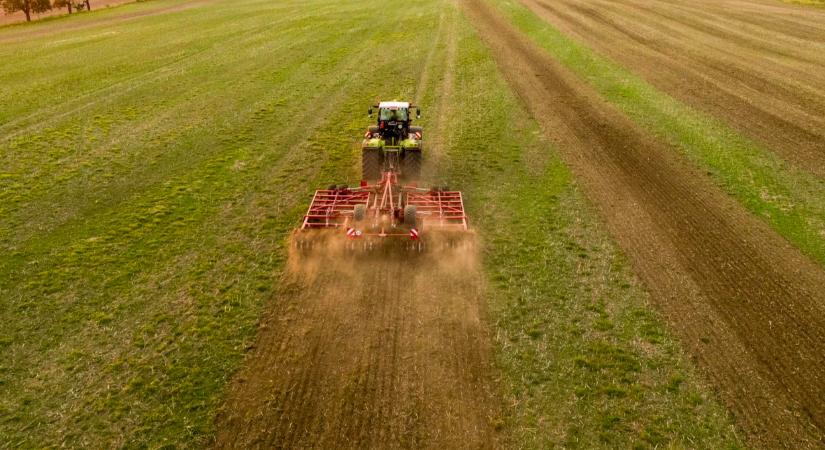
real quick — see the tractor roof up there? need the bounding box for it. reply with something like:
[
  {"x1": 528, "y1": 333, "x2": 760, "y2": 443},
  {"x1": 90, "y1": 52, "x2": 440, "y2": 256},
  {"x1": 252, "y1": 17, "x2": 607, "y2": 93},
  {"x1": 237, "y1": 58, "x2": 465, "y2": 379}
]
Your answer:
[{"x1": 378, "y1": 101, "x2": 409, "y2": 109}]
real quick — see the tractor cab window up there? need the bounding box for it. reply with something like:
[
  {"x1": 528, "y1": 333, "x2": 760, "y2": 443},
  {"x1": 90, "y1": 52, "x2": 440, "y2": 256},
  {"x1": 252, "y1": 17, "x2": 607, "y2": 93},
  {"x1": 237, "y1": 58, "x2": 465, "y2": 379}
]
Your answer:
[{"x1": 379, "y1": 108, "x2": 408, "y2": 122}]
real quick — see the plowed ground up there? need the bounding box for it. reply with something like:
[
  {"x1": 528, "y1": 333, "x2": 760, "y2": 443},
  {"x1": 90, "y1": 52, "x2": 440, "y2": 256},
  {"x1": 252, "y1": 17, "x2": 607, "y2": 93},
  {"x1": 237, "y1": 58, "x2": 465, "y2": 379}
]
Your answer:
[
  {"x1": 214, "y1": 238, "x2": 500, "y2": 448},
  {"x1": 462, "y1": 0, "x2": 825, "y2": 448},
  {"x1": 519, "y1": 0, "x2": 825, "y2": 176}
]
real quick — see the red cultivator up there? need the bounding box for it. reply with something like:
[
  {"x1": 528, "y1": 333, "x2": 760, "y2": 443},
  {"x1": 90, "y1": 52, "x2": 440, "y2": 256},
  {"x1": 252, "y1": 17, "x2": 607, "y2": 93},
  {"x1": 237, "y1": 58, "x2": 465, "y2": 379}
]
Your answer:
[
  {"x1": 297, "y1": 171, "x2": 468, "y2": 252},
  {"x1": 294, "y1": 100, "x2": 470, "y2": 253}
]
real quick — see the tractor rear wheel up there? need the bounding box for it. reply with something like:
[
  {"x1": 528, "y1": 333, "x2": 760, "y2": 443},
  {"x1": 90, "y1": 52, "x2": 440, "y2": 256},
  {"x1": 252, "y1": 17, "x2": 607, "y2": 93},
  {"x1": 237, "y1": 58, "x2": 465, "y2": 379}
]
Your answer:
[
  {"x1": 362, "y1": 147, "x2": 382, "y2": 181},
  {"x1": 402, "y1": 149, "x2": 421, "y2": 182}
]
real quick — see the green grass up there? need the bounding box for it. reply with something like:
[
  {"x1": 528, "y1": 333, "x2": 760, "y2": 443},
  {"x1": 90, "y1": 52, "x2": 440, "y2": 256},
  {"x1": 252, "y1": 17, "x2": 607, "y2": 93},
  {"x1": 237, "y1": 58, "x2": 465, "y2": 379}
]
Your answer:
[
  {"x1": 489, "y1": 0, "x2": 825, "y2": 268},
  {"x1": 1, "y1": 0, "x2": 741, "y2": 447}
]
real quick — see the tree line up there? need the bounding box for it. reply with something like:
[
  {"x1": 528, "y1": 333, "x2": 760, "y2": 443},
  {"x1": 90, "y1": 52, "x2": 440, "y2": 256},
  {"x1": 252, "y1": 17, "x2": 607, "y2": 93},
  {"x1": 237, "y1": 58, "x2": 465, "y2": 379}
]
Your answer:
[{"x1": 2, "y1": 0, "x2": 93, "y2": 22}]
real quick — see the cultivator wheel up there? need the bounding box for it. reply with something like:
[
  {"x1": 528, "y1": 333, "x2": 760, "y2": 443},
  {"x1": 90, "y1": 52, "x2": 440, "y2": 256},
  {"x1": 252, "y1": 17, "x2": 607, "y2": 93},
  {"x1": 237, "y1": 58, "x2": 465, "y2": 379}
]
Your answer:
[
  {"x1": 353, "y1": 204, "x2": 366, "y2": 222},
  {"x1": 403, "y1": 204, "x2": 417, "y2": 228}
]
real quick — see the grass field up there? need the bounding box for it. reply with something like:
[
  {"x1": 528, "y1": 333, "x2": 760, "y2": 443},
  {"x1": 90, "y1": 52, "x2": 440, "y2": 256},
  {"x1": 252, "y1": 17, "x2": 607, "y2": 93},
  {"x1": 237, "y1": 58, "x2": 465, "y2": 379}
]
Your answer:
[{"x1": 5, "y1": 0, "x2": 823, "y2": 447}]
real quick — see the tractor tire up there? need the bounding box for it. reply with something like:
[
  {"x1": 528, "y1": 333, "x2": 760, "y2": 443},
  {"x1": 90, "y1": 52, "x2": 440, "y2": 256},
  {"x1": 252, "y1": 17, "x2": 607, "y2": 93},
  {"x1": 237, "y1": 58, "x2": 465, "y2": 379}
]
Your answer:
[
  {"x1": 404, "y1": 204, "x2": 417, "y2": 228},
  {"x1": 402, "y1": 149, "x2": 421, "y2": 182},
  {"x1": 353, "y1": 204, "x2": 366, "y2": 222},
  {"x1": 362, "y1": 147, "x2": 382, "y2": 181}
]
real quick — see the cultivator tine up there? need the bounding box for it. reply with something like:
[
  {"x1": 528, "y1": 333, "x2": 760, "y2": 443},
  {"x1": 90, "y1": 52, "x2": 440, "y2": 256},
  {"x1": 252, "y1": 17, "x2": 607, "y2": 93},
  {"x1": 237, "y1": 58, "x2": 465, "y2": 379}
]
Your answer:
[
  {"x1": 406, "y1": 240, "x2": 425, "y2": 253},
  {"x1": 291, "y1": 234, "x2": 313, "y2": 256}
]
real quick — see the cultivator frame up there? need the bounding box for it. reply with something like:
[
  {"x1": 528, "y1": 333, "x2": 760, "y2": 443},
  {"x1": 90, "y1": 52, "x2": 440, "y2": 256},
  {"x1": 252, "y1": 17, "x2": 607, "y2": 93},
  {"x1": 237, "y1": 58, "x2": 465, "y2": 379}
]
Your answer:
[{"x1": 299, "y1": 171, "x2": 467, "y2": 250}]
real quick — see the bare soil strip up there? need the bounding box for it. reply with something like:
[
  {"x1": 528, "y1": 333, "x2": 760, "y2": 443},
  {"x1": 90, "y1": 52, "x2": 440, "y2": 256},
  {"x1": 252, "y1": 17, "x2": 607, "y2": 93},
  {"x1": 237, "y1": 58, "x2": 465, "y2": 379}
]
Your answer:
[
  {"x1": 213, "y1": 243, "x2": 499, "y2": 449},
  {"x1": 461, "y1": 0, "x2": 825, "y2": 448},
  {"x1": 519, "y1": 0, "x2": 825, "y2": 177}
]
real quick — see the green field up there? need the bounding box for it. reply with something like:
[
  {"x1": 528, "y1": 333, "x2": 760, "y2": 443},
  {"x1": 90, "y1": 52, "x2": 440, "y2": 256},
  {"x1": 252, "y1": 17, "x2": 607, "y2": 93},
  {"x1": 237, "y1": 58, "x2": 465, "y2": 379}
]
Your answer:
[{"x1": 0, "y1": 0, "x2": 744, "y2": 447}]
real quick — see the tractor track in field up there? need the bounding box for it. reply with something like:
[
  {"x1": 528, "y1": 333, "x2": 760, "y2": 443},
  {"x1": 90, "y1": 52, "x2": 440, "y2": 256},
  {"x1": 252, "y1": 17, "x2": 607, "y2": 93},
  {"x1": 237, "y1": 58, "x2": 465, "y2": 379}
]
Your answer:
[
  {"x1": 213, "y1": 245, "x2": 499, "y2": 449},
  {"x1": 519, "y1": 0, "x2": 825, "y2": 177},
  {"x1": 461, "y1": 0, "x2": 825, "y2": 448},
  {"x1": 421, "y1": 6, "x2": 459, "y2": 181}
]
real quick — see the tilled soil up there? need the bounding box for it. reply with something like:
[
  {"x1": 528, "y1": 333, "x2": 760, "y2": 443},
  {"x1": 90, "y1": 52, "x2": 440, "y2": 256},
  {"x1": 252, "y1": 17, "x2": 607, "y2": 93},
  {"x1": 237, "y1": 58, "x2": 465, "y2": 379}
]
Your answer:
[
  {"x1": 519, "y1": 0, "x2": 825, "y2": 176},
  {"x1": 461, "y1": 0, "x2": 825, "y2": 448},
  {"x1": 213, "y1": 239, "x2": 500, "y2": 449}
]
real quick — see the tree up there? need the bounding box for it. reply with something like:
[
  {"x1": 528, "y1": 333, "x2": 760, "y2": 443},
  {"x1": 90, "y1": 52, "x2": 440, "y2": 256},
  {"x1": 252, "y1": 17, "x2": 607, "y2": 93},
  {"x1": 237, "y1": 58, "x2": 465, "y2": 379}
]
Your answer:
[
  {"x1": 53, "y1": 0, "x2": 72, "y2": 14},
  {"x1": 1, "y1": 0, "x2": 53, "y2": 21}
]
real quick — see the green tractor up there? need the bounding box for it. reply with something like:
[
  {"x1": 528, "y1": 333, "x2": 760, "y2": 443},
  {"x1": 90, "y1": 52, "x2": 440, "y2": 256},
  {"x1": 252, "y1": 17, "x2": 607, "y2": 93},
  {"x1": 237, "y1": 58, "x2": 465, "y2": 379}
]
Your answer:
[{"x1": 362, "y1": 101, "x2": 423, "y2": 182}]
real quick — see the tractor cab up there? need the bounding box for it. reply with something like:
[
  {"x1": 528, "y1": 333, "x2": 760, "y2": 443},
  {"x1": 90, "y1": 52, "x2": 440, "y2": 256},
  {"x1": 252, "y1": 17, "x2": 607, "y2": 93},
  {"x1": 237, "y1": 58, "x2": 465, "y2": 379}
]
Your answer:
[
  {"x1": 369, "y1": 101, "x2": 421, "y2": 144},
  {"x1": 362, "y1": 100, "x2": 424, "y2": 181}
]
